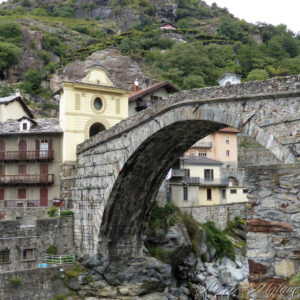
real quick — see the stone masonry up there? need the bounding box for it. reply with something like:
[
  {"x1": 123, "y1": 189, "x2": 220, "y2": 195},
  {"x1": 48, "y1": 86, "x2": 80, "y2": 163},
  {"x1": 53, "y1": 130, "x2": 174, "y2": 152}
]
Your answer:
[
  {"x1": 246, "y1": 163, "x2": 300, "y2": 281},
  {"x1": 61, "y1": 75, "x2": 300, "y2": 262}
]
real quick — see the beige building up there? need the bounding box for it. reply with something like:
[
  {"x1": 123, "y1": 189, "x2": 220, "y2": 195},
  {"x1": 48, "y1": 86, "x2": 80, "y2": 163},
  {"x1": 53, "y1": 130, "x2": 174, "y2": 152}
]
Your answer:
[
  {"x1": 185, "y1": 128, "x2": 239, "y2": 168},
  {"x1": 0, "y1": 115, "x2": 62, "y2": 213},
  {"x1": 128, "y1": 81, "x2": 179, "y2": 116},
  {"x1": 0, "y1": 93, "x2": 33, "y2": 122},
  {"x1": 170, "y1": 156, "x2": 248, "y2": 207},
  {"x1": 57, "y1": 67, "x2": 130, "y2": 162}
]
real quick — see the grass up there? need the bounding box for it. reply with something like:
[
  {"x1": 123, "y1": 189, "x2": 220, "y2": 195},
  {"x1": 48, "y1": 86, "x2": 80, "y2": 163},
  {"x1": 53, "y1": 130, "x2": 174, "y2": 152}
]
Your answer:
[{"x1": 8, "y1": 277, "x2": 22, "y2": 287}]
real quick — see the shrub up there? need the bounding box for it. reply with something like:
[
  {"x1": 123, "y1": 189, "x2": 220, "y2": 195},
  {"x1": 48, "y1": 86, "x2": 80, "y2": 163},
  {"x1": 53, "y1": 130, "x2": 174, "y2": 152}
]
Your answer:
[
  {"x1": 32, "y1": 8, "x2": 48, "y2": 16},
  {"x1": 0, "y1": 42, "x2": 20, "y2": 71},
  {"x1": 0, "y1": 22, "x2": 22, "y2": 39},
  {"x1": 38, "y1": 50, "x2": 50, "y2": 64},
  {"x1": 22, "y1": 68, "x2": 44, "y2": 93},
  {"x1": 202, "y1": 221, "x2": 235, "y2": 260},
  {"x1": 42, "y1": 34, "x2": 68, "y2": 57},
  {"x1": 60, "y1": 210, "x2": 73, "y2": 216},
  {"x1": 46, "y1": 245, "x2": 58, "y2": 255},
  {"x1": 53, "y1": 5, "x2": 75, "y2": 18},
  {"x1": 147, "y1": 246, "x2": 172, "y2": 264},
  {"x1": 48, "y1": 205, "x2": 58, "y2": 217},
  {"x1": 9, "y1": 278, "x2": 22, "y2": 287},
  {"x1": 245, "y1": 69, "x2": 269, "y2": 81}
]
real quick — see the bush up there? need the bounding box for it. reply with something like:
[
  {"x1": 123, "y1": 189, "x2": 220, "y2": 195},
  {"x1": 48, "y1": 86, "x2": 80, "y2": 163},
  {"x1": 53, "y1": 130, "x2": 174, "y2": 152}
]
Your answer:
[
  {"x1": 53, "y1": 5, "x2": 75, "y2": 18},
  {"x1": 9, "y1": 278, "x2": 22, "y2": 287},
  {"x1": 147, "y1": 246, "x2": 172, "y2": 264},
  {"x1": 42, "y1": 34, "x2": 68, "y2": 57},
  {"x1": 245, "y1": 69, "x2": 269, "y2": 81},
  {"x1": 46, "y1": 245, "x2": 58, "y2": 255},
  {"x1": 60, "y1": 210, "x2": 73, "y2": 216},
  {"x1": 32, "y1": 8, "x2": 48, "y2": 16},
  {"x1": 202, "y1": 221, "x2": 235, "y2": 260},
  {"x1": 71, "y1": 25, "x2": 90, "y2": 35},
  {"x1": 0, "y1": 42, "x2": 20, "y2": 71},
  {"x1": 22, "y1": 68, "x2": 44, "y2": 93},
  {"x1": 48, "y1": 206, "x2": 57, "y2": 217},
  {"x1": 0, "y1": 22, "x2": 22, "y2": 39}
]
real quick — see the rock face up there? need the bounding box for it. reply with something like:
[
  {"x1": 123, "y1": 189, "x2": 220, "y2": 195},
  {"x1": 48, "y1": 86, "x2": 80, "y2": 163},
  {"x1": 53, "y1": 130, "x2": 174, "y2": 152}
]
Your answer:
[{"x1": 50, "y1": 49, "x2": 151, "y2": 92}]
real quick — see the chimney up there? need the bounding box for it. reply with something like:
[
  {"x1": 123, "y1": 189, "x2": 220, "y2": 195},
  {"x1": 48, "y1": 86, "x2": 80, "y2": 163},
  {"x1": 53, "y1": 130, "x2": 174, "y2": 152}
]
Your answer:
[{"x1": 132, "y1": 78, "x2": 140, "y2": 92}]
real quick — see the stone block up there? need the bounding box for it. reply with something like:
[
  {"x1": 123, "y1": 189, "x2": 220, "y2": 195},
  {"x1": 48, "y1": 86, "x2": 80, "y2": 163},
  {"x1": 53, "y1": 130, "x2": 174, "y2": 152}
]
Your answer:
[{"x1": 274, "y1": 259, "x2": 295, "y2": 277}]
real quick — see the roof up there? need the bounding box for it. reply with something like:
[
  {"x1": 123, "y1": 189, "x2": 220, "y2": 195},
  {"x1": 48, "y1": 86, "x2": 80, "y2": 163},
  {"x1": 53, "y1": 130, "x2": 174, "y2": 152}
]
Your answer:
[
  {"x1": 0, "y1": 118, "x2": 62, "y2": 136},
  {"x1": 0, "y1": 94, "x2": 34, "y2": 119},
  {"x1": 218, "y1": 127, "x2": 240, "y2": 133},
  {"x1": 218, "y1": 72, "x2": 242, "y2": 82},
  {"x1": 160, "y1": 23, "x2": 178, "y2": 29},
  {"x1": 129, "y1": 81, "x2": 179, "y2": 102},
  {"x1": 181, "y1": 156, "x2": 223, "y2": 166}
]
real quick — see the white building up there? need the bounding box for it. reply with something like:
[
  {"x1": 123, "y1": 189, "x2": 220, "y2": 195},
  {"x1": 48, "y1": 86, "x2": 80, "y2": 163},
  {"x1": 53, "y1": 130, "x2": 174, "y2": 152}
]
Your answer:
[{"x1": 218, "y1": 73, "x2": 242, "y2": 86}]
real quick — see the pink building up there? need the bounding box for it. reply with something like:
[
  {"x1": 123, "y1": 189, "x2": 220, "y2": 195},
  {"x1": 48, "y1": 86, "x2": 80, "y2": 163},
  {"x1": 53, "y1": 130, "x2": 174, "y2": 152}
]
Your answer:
[{"x1": 185, "y1": 128, "x2": 239, "y2": 168}]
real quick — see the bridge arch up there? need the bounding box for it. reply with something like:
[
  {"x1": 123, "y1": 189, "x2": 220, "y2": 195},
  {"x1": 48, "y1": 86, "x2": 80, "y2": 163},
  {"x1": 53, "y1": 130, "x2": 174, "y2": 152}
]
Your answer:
[
  {"x1": 72, "y1": 83, "x2": 298, "y2": 258},
  {"x1": 77, "y1": 104, "x2": 285, "y2": 260}
]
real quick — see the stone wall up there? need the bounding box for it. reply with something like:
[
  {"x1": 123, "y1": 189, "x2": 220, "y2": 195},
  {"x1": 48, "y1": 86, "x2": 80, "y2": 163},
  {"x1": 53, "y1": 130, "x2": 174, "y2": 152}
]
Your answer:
[
  {"x1": 179, "y1": 202, "x2": 247, "y2": 230},
  {"x1": 0, "y1": 216, "x2": 74, "y2": 272},
  {"x1": 238, "y1": 135, "x2": 281, "y2": 168},
  {"x1": 0, "y1": 207, "x2": 50, "y2": 222},
  {"x1": 245, "y1": 163, "x2": 300, "y2": 281},
  {"x1": 0, "y1": 267, "x2": 69, "y2": 300}
]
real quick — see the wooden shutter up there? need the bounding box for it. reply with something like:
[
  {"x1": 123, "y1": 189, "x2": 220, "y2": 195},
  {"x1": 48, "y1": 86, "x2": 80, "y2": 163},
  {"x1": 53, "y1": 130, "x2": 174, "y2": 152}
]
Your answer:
[
  {"x1": 40, "y1": 164, "x2": 48, "y2": 183},
  {"x1": 40, "y1": 188, "x2": 48, "y2": 207},
  {"x1": 19, "y1": 140, "x2": 27, "y2": 160},
  {"x1": 18, "y1": 189, "x2": 26, "y2": 199},
  {"x1": 18, "y1": 165, "x2": 26, "y2": 175},
  {"x1": 0, "y1": 165, "x2": 5, "y2": 176},
  {"x1": 35, "y1": 139, "x2": 40, "y2": 159},
  {"x1": 0, "y1": 189, "x2": 4, "y2": 201},
  {"x1": 0, "y1": 140, "x2": 5, "y2": 160}
]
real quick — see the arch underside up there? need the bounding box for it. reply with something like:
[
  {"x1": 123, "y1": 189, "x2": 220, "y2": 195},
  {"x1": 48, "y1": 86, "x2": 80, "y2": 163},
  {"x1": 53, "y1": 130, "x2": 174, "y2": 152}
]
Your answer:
[{"x1": 98, "y1": 119, "x2": 228, "y2": 260}]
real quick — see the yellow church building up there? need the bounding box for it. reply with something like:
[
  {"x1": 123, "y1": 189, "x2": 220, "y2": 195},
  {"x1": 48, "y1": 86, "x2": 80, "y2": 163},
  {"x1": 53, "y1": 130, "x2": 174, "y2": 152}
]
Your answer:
[{"x1": 57, "y1": 67, "x2": 130, "y2": 162}]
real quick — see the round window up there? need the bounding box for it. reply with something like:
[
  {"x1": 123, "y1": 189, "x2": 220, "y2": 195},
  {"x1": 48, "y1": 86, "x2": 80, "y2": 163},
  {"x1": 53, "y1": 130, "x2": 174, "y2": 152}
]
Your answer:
[{"x1": 93, "y1": 97, "x2": 103, "y2": 111}]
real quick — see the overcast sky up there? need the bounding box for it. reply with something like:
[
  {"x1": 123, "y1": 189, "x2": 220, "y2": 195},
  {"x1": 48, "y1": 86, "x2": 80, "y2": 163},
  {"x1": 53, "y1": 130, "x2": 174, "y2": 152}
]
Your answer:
[{"x1": 205, "y1": 0, "x2": 300, "y2": 34}]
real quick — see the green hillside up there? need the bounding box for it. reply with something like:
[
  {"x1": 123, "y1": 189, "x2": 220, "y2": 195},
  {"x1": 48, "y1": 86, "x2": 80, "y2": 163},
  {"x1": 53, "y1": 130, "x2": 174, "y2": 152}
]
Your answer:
[{"x1": 0, "y1": 0, "x2": 299, "y2": 98}]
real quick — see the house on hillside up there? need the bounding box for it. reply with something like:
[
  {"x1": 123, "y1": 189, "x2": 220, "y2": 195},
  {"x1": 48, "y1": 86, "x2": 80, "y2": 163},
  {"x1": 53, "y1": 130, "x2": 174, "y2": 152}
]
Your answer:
[
  {"x1": 160, "y1": 23, "x2": 178, "y2": 31},
  {"x1": 218, "y1": 72, "x2": 242, "y2": 86},
  {"x1": 128, "y1": 80, "x2": 179, "y2": 116}
]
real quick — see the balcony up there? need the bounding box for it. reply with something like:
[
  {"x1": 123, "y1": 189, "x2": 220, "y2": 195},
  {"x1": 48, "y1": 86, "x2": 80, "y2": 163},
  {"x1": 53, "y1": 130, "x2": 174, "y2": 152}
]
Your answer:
[
  {"x1": 135, "y1": 100, "x2": 153, "y2": 112},
  {"x1": 3, "y1": 199, "x2": 49, "y2": 208},
  {"x1": 0, "y1": 151, "x2": 54, "y2": 162},
  {"x1": 203, "y1": 178, "x2": 229, "y2": 186},
  {"x1": 191, "y1": 141, "x2": 213, "y2": 148},
  {"x1": 0, "y1": 174, "x2": 54, "y2": 186}
]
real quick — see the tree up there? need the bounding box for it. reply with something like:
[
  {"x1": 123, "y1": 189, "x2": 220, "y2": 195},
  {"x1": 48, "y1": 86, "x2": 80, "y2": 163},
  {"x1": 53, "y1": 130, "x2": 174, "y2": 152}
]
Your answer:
[
  {"x1": 0, "y1": 22, "x2": 22, "y2": 39},
  {"x1": 183, "y1": 74, "x2": 205, "y2": 89},
  {"x1": 245, "y1": 69, "x2": 269, "y2": 81},
  {"x1": 22, "y1": 68, "x2": 44, "y2": 93},
  {"x1": 0, "y1": 42, "x2": 20, "y2": 72}
]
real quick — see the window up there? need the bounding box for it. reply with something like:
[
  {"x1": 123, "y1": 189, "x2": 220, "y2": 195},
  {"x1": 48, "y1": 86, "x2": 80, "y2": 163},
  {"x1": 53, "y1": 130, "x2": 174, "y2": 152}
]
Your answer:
[
  {"x1": 23, "y1": 249, "x2": 34, "y2": 261},
  {"x1": 183, "y1": 187, "x2": 188, "y2": 201},
  {"x1": 204, "y1": 169, "x2": 214, "y2": 181},
  {"x1": 230, "y1": 189, "x2": 237, "y2": 194},
  {"x1": 18, "y1": 189, "x2": 26, "y2": 199},
  {"x1": 89, "y1": 123, "x2": 106, "y2": 137},
  {"x1": 18, "y1": 165, "x2": 26, "y2": 175},
  {"x1": 226, "y1": 137, "x2": 230, "y2": 144},
  {"x1": 0, "y1": 250, "x2": 9, "y2": 263},
  {"x1": 243, "y1": 189, "x2": 248, "y2": 194},
  {"x1": 226, "y1": 150, "x2": 230, "y2": 157},
  {"x1": 207, "y1": 188, "x2": 212, "y2": 200},
  {"x1": 22, "y1": 123, "x2": 27, "y2": 130},
  {"x1": 199, "y1": 152, "x2": 207, "y2": 157},
  {"x1": 40, "y1": 139, "x2": 49, "y2": 158},
  {"x1": 0, "y1": 189, "x2": 4, "y2": 201},
  {"x1": 93, "y1": 97, "x2": 103, "y2": 111},
  {"x1": 184, "y1": 169, "x2": 190, "y2": 177}
]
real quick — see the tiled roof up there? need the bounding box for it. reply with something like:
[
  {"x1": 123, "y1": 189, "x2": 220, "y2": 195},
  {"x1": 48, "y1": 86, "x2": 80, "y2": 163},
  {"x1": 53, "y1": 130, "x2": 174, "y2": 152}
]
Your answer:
[
  {"x1": 0, "y1": 118, "x2": 62, "y2": 136},
  {"x1": 181, "y1": 156, "x2": 223, "y2": 165},
  {"x1": 128, "y1": 81, "x2": 179, "y2": 102},
  {"x1": 0, "y1": 94, "x2": 34, "y2": 118},
  {"x1": 218, "y1": 127, "x2": 240, "y2": 133}
]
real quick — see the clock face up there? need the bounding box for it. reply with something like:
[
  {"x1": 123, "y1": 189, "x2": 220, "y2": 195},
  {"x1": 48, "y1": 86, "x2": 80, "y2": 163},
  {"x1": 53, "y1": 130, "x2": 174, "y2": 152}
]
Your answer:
[{"x1": 93, "y1": 97, "x2": 103, "y2": 111}]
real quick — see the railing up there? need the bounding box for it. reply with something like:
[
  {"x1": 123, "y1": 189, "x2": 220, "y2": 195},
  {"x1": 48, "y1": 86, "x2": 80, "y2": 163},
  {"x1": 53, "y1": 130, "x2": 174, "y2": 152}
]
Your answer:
[
  {"x1": 3, "y1": 199, "x2": 49, "y2": 208},
  {"x1": 45, "y1": 254, "x2": 76, "y2": 265},
  {"x1": 203, "y1": 178, "x2": 229, "y2": 186},
  {"x1": 0, "y1": 151, "x2": 54, "y2": 161},
  {"x1": 0, "y1": 174, "x2": 54, "y2": 185},
  {"x1": 191, "y1": 141, "x2": 213, "y2": 148},
  {"x1": 171, "y1": 169, "x2": 186, "y2": 177},
  {"x1": 182, "y1": 177, "x2": 201, "y2": 184},
  {"x1": 136, "y1": 100, "x2": 152, "y2": 108}
]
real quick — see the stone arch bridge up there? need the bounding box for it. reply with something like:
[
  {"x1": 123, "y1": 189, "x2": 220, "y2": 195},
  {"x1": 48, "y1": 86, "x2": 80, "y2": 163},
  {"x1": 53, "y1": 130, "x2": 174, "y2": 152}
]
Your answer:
[{"x1": 62, "y1": 76, "x2": 300, "y2": 261}]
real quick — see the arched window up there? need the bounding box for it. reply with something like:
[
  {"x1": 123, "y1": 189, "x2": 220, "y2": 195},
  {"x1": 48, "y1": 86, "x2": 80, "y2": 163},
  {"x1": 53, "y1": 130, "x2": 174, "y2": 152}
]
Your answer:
[
  {"x1": 228, "y1": 177, "x2": 239, "y2": 187},
  {"x1": 89, "y1": 123, "x2": 105, "y2": 138}
]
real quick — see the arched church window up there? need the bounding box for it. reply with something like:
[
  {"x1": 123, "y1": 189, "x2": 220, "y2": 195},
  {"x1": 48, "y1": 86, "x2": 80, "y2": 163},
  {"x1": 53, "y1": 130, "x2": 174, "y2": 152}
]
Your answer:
[{"x1": 89, "y1": 123, "x2": 105, "y2": 137}]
